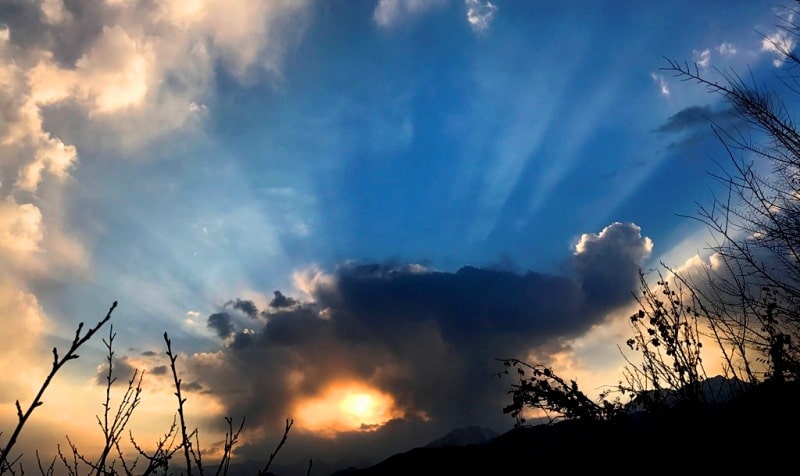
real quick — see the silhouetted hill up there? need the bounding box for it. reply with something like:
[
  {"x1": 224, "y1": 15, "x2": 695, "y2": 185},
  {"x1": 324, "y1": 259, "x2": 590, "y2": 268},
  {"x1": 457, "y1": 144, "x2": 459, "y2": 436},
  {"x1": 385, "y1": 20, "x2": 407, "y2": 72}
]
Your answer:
[
  {"x1": 338, "y1": 380, "x2": 800, "y2": 474},
  {"x1": 423, "y1": 426, "x2": 498, "y2": 448}
]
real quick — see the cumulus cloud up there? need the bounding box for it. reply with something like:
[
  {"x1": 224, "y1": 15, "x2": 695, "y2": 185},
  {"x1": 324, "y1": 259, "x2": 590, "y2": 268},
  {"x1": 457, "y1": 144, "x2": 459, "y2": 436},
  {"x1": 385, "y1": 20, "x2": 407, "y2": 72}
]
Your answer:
[
  {"x1": 207, "y1": 312, "x2": 234, "y2": 339},
  {"x1": 465, "y1": 0, "x2": 497, "y2": 32},
  {"x1": 0, "y1": 197, "x2": 43, "y2": 254},
  {"x1": 0, "y1": 1, "x2": 314, "y2": 409},
  {"x1": 0, "y1": 9, "x2": 318, "y2": 461},
  {"x1": 225, "y1": 298, "x2": 259, "y2": 319},
  {"x1": 0, "y1": 0, "x2": 314, "y2": 318},
  {"x1": 0, "y1": 0, "x2": 311, "y2": 247},
  {"x1": 269, "y1": 290, "x2": 298, "y2": 308},
  {"x1": 573, "y1": 222, "x2": 653, "y2": 306},
  {"x1": 186, "y1": 222, "x2": 652, "y2": 466}
]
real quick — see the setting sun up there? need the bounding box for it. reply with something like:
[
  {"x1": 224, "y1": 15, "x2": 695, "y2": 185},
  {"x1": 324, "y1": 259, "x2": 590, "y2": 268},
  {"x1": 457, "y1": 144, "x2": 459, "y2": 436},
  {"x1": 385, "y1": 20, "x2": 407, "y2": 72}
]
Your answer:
[
  {"x1": 342, "y1": 393, "x2": 374, "y2": 418},
  {"x1": 293, "y1": 381, "x2": 404, "y2": 436}
]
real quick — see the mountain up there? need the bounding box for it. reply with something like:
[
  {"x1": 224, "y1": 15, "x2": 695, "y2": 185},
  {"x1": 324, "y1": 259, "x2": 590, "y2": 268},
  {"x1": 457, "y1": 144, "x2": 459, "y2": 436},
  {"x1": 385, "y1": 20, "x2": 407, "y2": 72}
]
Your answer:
[
  {"x1": 624, "y1": 374, "x2": 747, "y2": 413},
  {"x1": 423, "y1": 426, "x2": 499, "y2": 448}
]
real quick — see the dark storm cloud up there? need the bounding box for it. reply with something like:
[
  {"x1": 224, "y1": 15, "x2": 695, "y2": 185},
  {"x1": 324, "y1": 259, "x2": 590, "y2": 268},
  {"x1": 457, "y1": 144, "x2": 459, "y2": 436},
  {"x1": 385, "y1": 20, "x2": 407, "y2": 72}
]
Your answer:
[
  {"x1": 314, "y1": 264, "x2": 585, "y2": 342},
  {"x1": 225, "y1": 298, "x2": 259, "y2": 318},
  {"x1": 207, "y1": 312, "x2": 234, "y2": 338},
  {"x1": 269, "y1": 290, "x2": 298, "y2": 308},
  {"x1": 187, "y1": 223, "x2": 652, "y2": 467}
]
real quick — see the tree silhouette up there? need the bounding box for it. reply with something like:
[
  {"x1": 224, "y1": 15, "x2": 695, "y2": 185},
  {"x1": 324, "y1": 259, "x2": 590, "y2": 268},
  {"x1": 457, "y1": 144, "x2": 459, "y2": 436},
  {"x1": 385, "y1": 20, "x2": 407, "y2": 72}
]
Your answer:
[
  {"x1": 661, "y1": 8, "x2": 800, "y2": 383},
  {"x1": 500, "y1": 2, "x2": 800, "y2": 424}
]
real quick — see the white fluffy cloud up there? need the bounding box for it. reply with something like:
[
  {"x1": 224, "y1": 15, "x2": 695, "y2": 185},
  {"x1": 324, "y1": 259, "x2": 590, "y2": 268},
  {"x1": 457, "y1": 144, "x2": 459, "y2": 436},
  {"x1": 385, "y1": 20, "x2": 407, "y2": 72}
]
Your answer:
[
  {"x1": 0, "y1": 0, "x2": 312, "y2": 259},
  {"x1": 761, "y1": 12, "x2": 796, "y2": 67},
  {"x1": 465, "y1": 0, "x2": 496, "y2": 32},
  {"x1": 0, "y1": 198, "x2": 43, "y2": 255},
  {"x1": 1, "y1": 0, "x2": 311, "y2": 191},
  {"x1": 0, "y1": 1, "x2": 312, "y2": 411},
  {"x1": 694, "y1": 48, "x2": 711, "y2": 68}
]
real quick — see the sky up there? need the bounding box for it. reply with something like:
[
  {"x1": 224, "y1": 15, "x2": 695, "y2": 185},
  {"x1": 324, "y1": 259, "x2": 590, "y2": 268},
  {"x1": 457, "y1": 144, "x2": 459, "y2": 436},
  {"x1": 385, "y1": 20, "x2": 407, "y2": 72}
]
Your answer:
[{"x1": 0, "y1": 0, "x2": 796, "y2": 474}]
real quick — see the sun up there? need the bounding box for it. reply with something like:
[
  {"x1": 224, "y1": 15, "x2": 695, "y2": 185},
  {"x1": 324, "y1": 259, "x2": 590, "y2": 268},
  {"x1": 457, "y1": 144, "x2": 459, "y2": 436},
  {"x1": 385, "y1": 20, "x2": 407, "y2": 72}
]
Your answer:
[
  {"x1": 293, "y1": 381, "x2": 403, "y2": 436},
  {"x1": 341, "y1": 392, "x2": 375, "y2": 419}
]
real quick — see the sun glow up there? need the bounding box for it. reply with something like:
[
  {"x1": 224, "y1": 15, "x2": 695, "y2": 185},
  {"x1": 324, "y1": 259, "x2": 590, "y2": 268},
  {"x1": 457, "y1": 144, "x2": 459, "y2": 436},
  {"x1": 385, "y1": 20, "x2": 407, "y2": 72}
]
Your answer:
[
  {"x1": 342, "y1": 392, "x2": 374, "y2": 418},
  {"x1": 293, "y1": 381, "x2": 404, "y2": 436}
]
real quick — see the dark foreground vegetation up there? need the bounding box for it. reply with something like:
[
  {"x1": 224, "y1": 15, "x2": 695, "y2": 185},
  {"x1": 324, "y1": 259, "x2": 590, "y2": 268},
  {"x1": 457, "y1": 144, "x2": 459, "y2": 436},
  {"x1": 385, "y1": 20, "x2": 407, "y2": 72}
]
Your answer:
[
  {"x1": 343, "y1": 379, "x2": 800, "y2": 474},
  {"x1": 4, "y1": 4, "x2": 800, "y2": 476}
]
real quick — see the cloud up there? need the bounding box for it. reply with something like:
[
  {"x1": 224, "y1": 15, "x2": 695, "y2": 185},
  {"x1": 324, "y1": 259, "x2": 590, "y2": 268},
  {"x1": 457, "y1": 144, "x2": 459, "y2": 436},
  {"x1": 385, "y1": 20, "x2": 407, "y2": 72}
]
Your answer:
[
  {"x1": 0, "y1": 3, "x2": 315, "y2": 420},
  {"x1": 184, "y1": 222, "x2": 652, "y2": 466},
  {"x1": 650, "y1": 72, "x2": 669, "y2": 96},
  {"x1": 0, "y1": 0, "x2": 315, "y2": 338},
  {"x1": 761, "y1": 11, "x2": 796, "y2": 67},
  {"x1": 225, "y1": 298, "x2": 259, "y2": 319},
  {"x1": 573, "y1": 222, "x2": 653, "y2": 307},
  {"x1": 694, "y1": 48, "x2": 711, "y2": 68},
  {"x1": 183, "y1": 380, "x2": 204, "y2": 392},
  {"x1": 150, "y1": 365, "x2": 168, "y2": 376},
  {"x1": 652, "y1": 104, "x2": 741, "y2": 150},
  {"x1": 654, "y1": 105, "x2": 716, "y2": 133},
  {"x1": 465, "y1": 0, "x2": 497, "y2": 32},
  {"x1": 718, "y1": 42, "x2": 737, "y2": 56},
  {"x1": 0, "y1": 197, "x2": 43, "y2": 254},
  {"x1": 0, "y1": 283, "x2": 48, "y2": 402},
  {"x1": 94, "y1": 356, "x2": 138, "y2": 386},
  {"x1": 269, "y1": 290, "x2": 298, "y2": 309},
  {"x1": 0, "y1": 0, "x2": 312, "y2": 276},
  {"x1": 373, "y1": 0, "x2": 447, "y2": 28},
  {"x1": 207, "y1": 312, "x2": 234, "y2": 339}
]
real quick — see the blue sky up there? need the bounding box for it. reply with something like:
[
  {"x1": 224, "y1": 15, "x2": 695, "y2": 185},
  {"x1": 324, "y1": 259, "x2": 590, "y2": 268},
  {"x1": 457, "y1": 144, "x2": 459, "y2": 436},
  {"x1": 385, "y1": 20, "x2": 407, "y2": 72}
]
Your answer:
[{"x1": 0, "y1": 0, "x2": 795, "y2": 473}]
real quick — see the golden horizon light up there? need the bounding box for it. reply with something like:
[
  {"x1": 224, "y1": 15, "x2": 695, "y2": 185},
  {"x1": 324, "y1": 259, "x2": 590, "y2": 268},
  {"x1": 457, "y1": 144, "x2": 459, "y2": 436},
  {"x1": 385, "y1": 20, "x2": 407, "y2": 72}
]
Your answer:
[{"x1": 293, "y1": 381, "x2": 404, "y2": 437}]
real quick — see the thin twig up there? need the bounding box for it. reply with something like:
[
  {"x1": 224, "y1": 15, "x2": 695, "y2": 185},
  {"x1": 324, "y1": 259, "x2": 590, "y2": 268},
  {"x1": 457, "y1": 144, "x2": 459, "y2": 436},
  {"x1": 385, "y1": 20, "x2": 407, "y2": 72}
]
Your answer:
[
  {"x1": 258, "y1": 419, "x2": 293, "y2": 476},
  {"x1": 0, "y1": 302, "x2": 118, "y2": 473},
  {"x1": 164, "y1": 332, "x2": 194, "y2": 476}
]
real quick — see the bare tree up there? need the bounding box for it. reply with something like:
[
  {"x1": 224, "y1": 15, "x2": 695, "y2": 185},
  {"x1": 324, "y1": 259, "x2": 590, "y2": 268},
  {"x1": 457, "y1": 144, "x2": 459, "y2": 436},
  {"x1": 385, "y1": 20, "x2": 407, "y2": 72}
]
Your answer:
[
  {"x1": 662, "y1": 5, "x2": 800, "y2": 382},
  {"x1": 497, "y1": 5, "x2": 800, "y2": 424}
]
